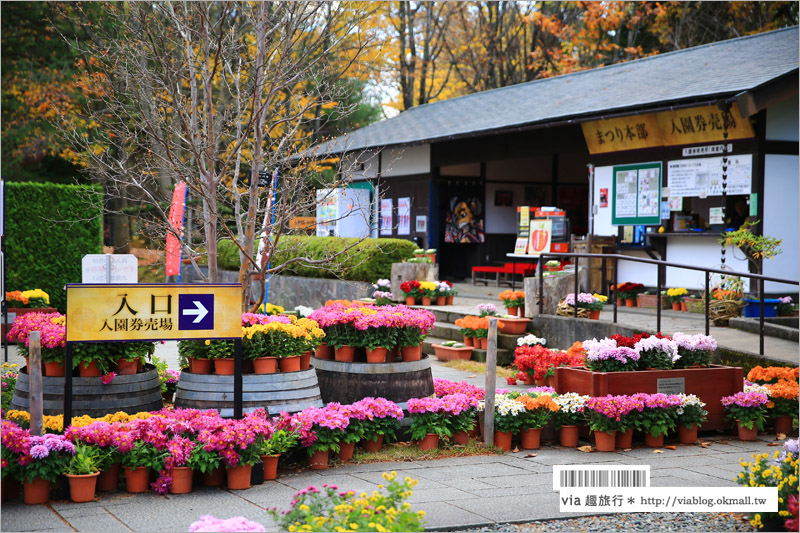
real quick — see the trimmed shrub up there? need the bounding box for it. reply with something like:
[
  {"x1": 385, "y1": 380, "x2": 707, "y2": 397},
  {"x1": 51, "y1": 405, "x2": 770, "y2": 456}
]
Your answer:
[
  {"x1": 218, "y1": 236, "x2": 416, "y2": 282},
  {"x1": 6, "y1": 182, "x2": 103, "y2": 311}
]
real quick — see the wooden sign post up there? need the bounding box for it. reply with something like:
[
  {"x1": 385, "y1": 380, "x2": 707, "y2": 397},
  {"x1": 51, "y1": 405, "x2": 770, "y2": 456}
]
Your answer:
[
  {"x1": 483, "y1": 317, "x2": 498, "y2": 447},
  {"x1": 28, "y1": 331, "x2": 43, "y2": 436}
]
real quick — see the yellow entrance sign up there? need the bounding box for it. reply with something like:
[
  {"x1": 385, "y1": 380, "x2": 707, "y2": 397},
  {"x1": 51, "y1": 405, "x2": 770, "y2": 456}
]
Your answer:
[{"x1": 66, "y1": 284, "x2": 241, "y2": 342}]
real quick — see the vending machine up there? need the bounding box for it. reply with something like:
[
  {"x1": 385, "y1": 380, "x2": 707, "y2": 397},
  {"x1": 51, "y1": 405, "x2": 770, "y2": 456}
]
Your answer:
[{"x1": 533, "y1": 207, "x2": 570, "y2": 253}]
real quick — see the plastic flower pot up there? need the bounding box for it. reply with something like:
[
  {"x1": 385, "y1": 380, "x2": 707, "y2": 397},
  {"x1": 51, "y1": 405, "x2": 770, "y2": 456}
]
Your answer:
[
  {"x1": 188, "y1": 357, "x2": 212, "y2": 374},
  {"x1": 736, "y1": 420, "x2": 758, "y2": 441},
  {"x1": 335, "y1": 346, "x2": 356, "y2": 362},
  {"x1": 226, "y1": 464, "x2": 252, "y2": 490},
  {"x1": 97, "y1": 464, "x2": 120, "y2": 491},
  {"x1": 499, "y1": 317, "x2": 530, "y2": 335},
  {"x1": 678, "y1": 424, "x2": 698, "y2": 444},
  {"x1": 401, "y1": 344, "x2": 422, "y2": 362},
  {"x1": 615, "y1": 428, "x2": 633, "y2": 449},
  {"x1": 115, "y1": 358, "x2": 139, "y2": 375},
  {"x1": 422, "y1": 297, "x2": 432, "y2": 306},
  {"x1": 419, "y1": 433, "x2": 439, "y2": 451},
  {"x1": 66, "y1": 472, "x2": 100, "y2": 503},
  {"x1": 625, "y1": 298, "x2": 636, "y2": 307},
  {"x1": 451, "y1": 430, "x2": 469, "y2": 445},
  {"x1": 520, "y1": 428, "x2": 542, "y2": 450},
  {"x1": 493, "y1": 430, "x2": 513, "y2": 451},
  {"x1": 123, "y1": 466, "x2": 149, "y2": 493},
  {"x1": 366, "y1": 347, "x2": 388, "y2": 363},
  {"x1": 78, "y1": 361, "x2": 102, "y2": 377},
  {"x1": 644, "y1": 433, "x2": 664, "y2": 448},
  {"x1": 773, "y1": 416, "x2": 793, "y2": 436},
  {"x1": 559, "y1": 426, "x2": 579, "y2": 447},
  {"x1": 507, "y1": 306, "x2": 519, "y2": 316},
  {"x1": 261, "y1": 455, "x2": 280, "y2": 481},
  {"x1": 478, "y1": 338, "x2": 488, "y2": 350},
  {"x1": 534, "y1": 378, "x2": 547, "y2": 387},
  {"x1": 680, "y1": 301, "x2": 688, "y2": 312},
  {"x1": 616, "y1": 298, "x2": 624, "y2": 307},
  {"x1": 594, "y1": 430, "x2": 616, "y2": 452},
  {"x1": 588, "y1": 310, "x2": 601, "y2": 320},
  {"x1": 202, "y1": 467, "x2": 225, "y2": 487},
  {"x1": 364, "y1": 434, "x2": 384, "y2": 453},
  {"x1": 169, "y1": 467, "x2": 193, "y2": 494},
  {"x1": 214, "y1": 358, "x2": 235, "y2": 375},
  {"x1": 278, "y1": 355, "x2": 301, "y2": 373},
  {"x1": 446, "y1": 296, "x2": 454, "y2": 305},
  {"x1": 300, "y1": 351, "x2": 312, "y2": 370},
  {"x1": 436, "y1": 296, "x2": 446, "y2": 306},
  {"x1": 314, "y1": 344, "x2": 333, "y2": 360},
  {"x1": 463, "y1": 336, "x2": 473, "y2": 347},
  {"x1": 23, "y1": 477, "x2": 51, "y2": 505},
  {"x1": 338, "y1": 442, "x2": 355, "y2": 462},
  {"x1": 253, "y1": 357, "x2": 278, "y2": 374},
  {"x1": 405, "y1": 296, "x2": 416, "y2": 306},
  {"x1": 672, "y1": 302, "x2": 681, "y2": 311},
  {"x1": 44, "y1": 361, "x2": 65, "y2": 377},
  {"x1": 308, "y1": 450, "x2": 329, "y2": 470}
]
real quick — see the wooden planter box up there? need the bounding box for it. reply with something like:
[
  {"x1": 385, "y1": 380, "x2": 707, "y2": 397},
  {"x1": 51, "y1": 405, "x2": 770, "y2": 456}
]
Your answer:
[
  {"x1": 432, "y1": 344, "x2": 473, "y2": 362},
  {"x1": 556, "y1": 365, "x2": 743, "y2": 431},
  {"x1": 637, "y1": 294, "x2": 669, "y2": 309}
]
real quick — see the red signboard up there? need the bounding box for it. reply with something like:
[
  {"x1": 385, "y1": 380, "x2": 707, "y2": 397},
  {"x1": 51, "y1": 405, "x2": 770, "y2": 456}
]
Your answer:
[{"x1": 165, "y1": 183, "x2": 187, "y2": 277}]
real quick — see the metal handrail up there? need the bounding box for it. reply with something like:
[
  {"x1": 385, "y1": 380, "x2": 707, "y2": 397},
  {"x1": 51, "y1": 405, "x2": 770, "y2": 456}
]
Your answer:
[{"x1": 536, "y1": 251, "x2": 799, "y2": 356}]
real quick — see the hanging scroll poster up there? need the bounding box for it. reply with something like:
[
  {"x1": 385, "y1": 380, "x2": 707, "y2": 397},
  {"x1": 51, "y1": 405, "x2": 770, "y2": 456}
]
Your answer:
[{"x1": 611, "y1": 162, "x2": 662, "y2": 226}]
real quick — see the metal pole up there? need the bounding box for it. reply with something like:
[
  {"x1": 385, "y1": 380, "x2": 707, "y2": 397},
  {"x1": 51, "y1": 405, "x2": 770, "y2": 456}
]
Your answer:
[
  {"x1": 538, "y1": 257, "x2": 544, "y2": 315},
  {"x1": 483, "y1": 317, "x2": 497, "y2": 447},
  {"x1": 656, "y1": 264, "x2": 662, "y2": 333},
  {"x1": 29, "y1": 331, "x2": 43, "y2": 436},
  {"x1": 704, "y1": 272, "x2": 710, "y2": 335},
  {"x1": 64, "y1": 343, "x2": 73, "y2": 428},
  {"x1": 234, "y1": 337, "x2": 243, "y2": 419},
  {"x1": 601, "y1": 257, "x2": 607, "y2": 296},
  {"x1": 573, "y1": 256, "x2": 579, "y2": 319},
  {"x1": 759, "y1": 278, "x2": 765, "y2": 356},
  {"x1": 613, "y1": 257, "x2": 618, "y2": 324}
]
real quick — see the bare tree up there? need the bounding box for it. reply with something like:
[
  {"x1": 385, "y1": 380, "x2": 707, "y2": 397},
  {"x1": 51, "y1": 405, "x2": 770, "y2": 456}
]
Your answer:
[{"x1": 57, "y1": 1, "x2": 379, "y2": 311}]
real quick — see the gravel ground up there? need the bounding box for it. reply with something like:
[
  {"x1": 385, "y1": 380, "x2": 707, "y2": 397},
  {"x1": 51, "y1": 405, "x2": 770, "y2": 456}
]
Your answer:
[{"x1": 453, "y1": 513, "x2": 757, "y2": 532}]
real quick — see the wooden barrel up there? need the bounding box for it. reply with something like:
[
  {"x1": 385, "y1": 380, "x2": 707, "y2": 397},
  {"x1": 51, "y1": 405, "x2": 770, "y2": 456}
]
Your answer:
[
  {"x1": 312, "y1": 355, "x2": 434, "y2": 407},
  {"x1": 174, "y1": 367, "x2": 323, "y2": 417},
  {"x1": 10, "y1": 365, "x2": 162, "y2": 417}
]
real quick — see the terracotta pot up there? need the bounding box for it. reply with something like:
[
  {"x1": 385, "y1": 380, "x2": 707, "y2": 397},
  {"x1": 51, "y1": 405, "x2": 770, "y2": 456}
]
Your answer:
[
  {"x1": 478, "y1": 338, "x2": 488, "y2": 350},
  {"x1": 615, "y1": 428, "x2": 633, "y2": 449},
  {"x1": 774, "y1": 415, "x2": 793, "y2": 436},
  {"x1": 522, "y1": 374, "x2": 535, "y2": 385},
  {"x1": 97, "y1": 463, "x2": 120, "y2": 491},
  {"x1": 625, "y1": 298, "x2": 636, "y2": 307},
  {"x1": 520, "y1": 428, "x2": 542, "y2": 450},
  {"x1": 645, "y1": 433, "x2": 664, "y2": 448},
  {"x1": 261, "y1": 455, "x2": 280, "y2": 481},
  {"x1": 23, "y1": 477, "x2": 51, "y2": 505},
  {"x1": 338, "y1": 442, "x2": 355, "y2": 462},
  {"x1": 366, "y1": 347, "x2": 388, "y2": 363},
  {"x1": 364, "y1": 434, "x2": 384, "y2": 453},
  {"x1": 214, "y1": 358, "x2": 235, "y2": 375},
  {"x1": 436, "y1": 296, "x2": 446, "y2": 306},
  {"x1": 79, "y1": 361, "x2": 102, "y2": 377},
  {"x1": 671, "y1": 301, "x2": 681, "y2": 311},
  {"x1": 680, "y1": 301, "x2": 688, "y2": 312},
  {"x1": 300, "y1": 351, "x2": 312, "y2": 370},
  {"x1": 315, "y1": 344, "x2": 334, "y2": 360},
  {"x1": 203, "y1": 467, "x2": 225, "y2": 487},
  {"x1": 123, "y1": 466, "x2": 149, "y2": 493},
  {"x1": 534, "y1": 378, "x2": 547, "y2": 387},
  {"x1": 446, "y1": 296, "x2": 454, "y2": 305},
  {"x1": 560, "y1": 425, "x2": 579, "y2": 447},
  {"x1": 278, "y1": 355, "x2": 301, "y2": 373},
  {"x1": 189, "y1": 357, "x2": 212, "y2": 374},
  {"x1": 253, "y1": 357, "x2": 278, "y2": 374},
  {"x1": 386, "y1": 348, "x2": 399, "y2": 363},
  {"x1": 405, "y1": 296, "x2": 416, "y2": 306},
  {"x1": 546, "y1": 374, "x2": 557, "y2": 389},
  {"x1": 507, "y1": 306, "x2": 519, "y2": 316},
  {"x1": 594, "y1": 430, "x2": 616, "y2": 452},
  {"x1": 419, "y1": 433, "x2": 439, "y2": 451},
  {"x1": 335, "y1": 346, "x2": 356, "y2": 362},
  {"x1": 499, "y1": 318, "x2": 530, "y2": 335},
  {"x1": 737, "y1": 420, "x2": 758, "y2": 441},
  {"x1": 494, "y1": 430, "x2": 513, "y2": 451},
  {"x1": 169, "y1": 466, "x2": 193, "y2": 494},
  {"x1": 463, "y1": 336, "x2": 474, "y2": 347},
  {"x1": 452, "y1": 430, "x2": 469, "y2": 445},
  {"x1": 422, "y1": 297, "x2": 432, "y2": 306},
  {"x1": 616, "y1": 298, "x2": 624, "y2": 307},
  {"x1": 113, "y1": 358, "x2": 138, "y2": 375},
  {"x1": 588, "y1": 310, "x2": 601, "y2": 320},
  {"x1": 678, "y1": 424, "x2": 698, "y2": 444},
  {"x1": 226, "y1": 464, "x2": 252, "y2": 490},
  {"x1": 308, "y1": 449, "x2": 329, "y2": 470},
  {"x1": 65, "y1": 472, "x2": 99, "y2": 503},
  {"x1": 137, "y1": 358, "x2": 143, "y2": 373},
  {"x1": 401, "y1": 344, "x2": 422, "y2": 362},
  {"x1": 44, "y1": 361, "x2": 65, "y2": 377}
]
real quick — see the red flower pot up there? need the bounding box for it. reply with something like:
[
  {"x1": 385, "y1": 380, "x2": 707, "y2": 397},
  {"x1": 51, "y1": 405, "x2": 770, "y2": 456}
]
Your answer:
[
  {"x1": 364, "y1": 434, "x2": 384, "y2": 453},
  {"x1": 315, "y1": 344, "x2": 334, "y2": 360},
  {"x1": 478, "y1": 338, "x2": 488, "y2": 350},
  {"x1": 338, "y1": 442, "x2": 355, "y2": 462},
  {"x1": 44, "y1": 361, "x2": 65, "y2": 377},
  {"x1": 520, "y1": 428, "x2": 542, "y2": 450},
  {"x1": 23, "y1": 477, "x2": 51, "y2": 505},
  {"x1": 202, "y1": 467, "x2": 225, "y2": 487},
  {"x1": 78, "y1": 361, "x2": 102, "y2": 377},
  {"x1": 419, "y1": 433, "x2": 439, "y2": 451},
  {"x1": 446, "y1": 296, "x2": 454, "y2": 305},
  {"x1": 213, "y1": 358, "x2": 235, "y2": 375},
  {"x1": 534, "y1": 378, "x2": 547, "y2": 387},
  {"x1": 308, "y1": 450, "x2": 329, "y2": 470},
  {"x1": 681, "y1": 301, "x2": 688, "y2": 312},
  {"x1": 616, "y1": 298, "x2": 624, "y2": 307},
  {"x1": 436, "y1": 296, "x2": 446, "y2": 306},
  {"x1": 671, "y1": 302, "x2": 681, "y2": 311},
  {"x1": 405, "y1": 296, "x2": 416, "y2": 306},
  {"x1": 123, "y1": 466, "x2": 149, "y2": 493},
  {"x1": 366, "y1": 347, "x2": 387, "y2": 363},
  {"x1": 737, "y1": 420, "x2": 758, "y2": 441},
  {"x1": 278, "y1": 355, "x2": 301, "y2": 373},
  {"x1": 494, "y1": 430, "x2": 513, "y2": 451},
  {"x1": 616, "y1": 428, "x2": 633, "y2": 449},
  {"x1": 300, "y1": 351, "x2": 312, "y2": 370},
  {"x1": 463, "y1": 336, "x2": 474, "y2": 347},
  {"x1": 66, "y1": 472, "x2": 100, "y2": 503},
  {"x1": 253, "y1": 357, "x2": 278, "y2": 374},
  {"x1": 226, "y1": 464, "x2": 252, "y2": 490},
  {"x1": 451, "y1": 430, "x2": 469, "y2": 445},
  {"x1": 507, "y1": 306, "x2": 519, "y2": 316},
  {"x1": 678, "y1": 424, "x2": 698, "y2": 444},
  {"x1": 774, "y1": 416, "x2": 793, "y2": 436},
  {"x1": 401, "y1": 344, "x2": 422, "y2": 362},
  {"x1": 559, "y1": 425, "x2": 579, "y2": 447},
  {"x1": 261, "y1": 454, "x2": 280, "y2": 481},
  {"x1": 97, "y1": 463, "x2": 121, "y2": 491},
  {"x1": 115, "y1": 358, "x2": 139, "y2": 375},
  {"x1": 189, "y1": 357, "x2": 212, "y2": 374},
  {"x1": 422, "y1": 297, "x2": 432, "y2": 306},
  {"x1": 594, "y1": 430, "x2": 616, "y2": 452},
  {"x1": 169, "y1": 466, "x2": 193, "y2": 494},
  {"x1": 588, "y1": 310, "x2": 601, "y2": 320},
  {"x1": 335, "y1": 346, "x2": 356, "y2": 362},
  {"x1": 644, "y1": 433, "x2": 664, "y2": 448},
  {"x1": 625, "y1": 298, "x2": 636, "y2": 307}
]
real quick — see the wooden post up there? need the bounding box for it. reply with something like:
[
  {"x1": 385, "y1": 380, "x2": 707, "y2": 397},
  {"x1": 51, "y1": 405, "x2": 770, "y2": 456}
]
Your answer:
[
  {"x1": 28, "y1": 331, "x2": 43, "y2": 436},
  {"x1": 483, "y1": 317, "x2": 497, "y2": 447}
]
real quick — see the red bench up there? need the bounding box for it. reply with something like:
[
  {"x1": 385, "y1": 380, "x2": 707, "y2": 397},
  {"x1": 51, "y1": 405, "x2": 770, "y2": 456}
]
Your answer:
[{"x1": 471, "y1": 262, "x2": 536, "y2": 286}]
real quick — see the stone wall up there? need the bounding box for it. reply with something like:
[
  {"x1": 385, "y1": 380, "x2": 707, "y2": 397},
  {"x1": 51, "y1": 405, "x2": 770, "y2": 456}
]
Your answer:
[
  {"x1": 390, "y1": 263, "x2": 439, "y2": 301},
  {"x1": 523, "y1": 266, "x2": 588, "y2": 316},
  {"x1": 266, "y1": 275, "x2": 372, "y2": 309}
]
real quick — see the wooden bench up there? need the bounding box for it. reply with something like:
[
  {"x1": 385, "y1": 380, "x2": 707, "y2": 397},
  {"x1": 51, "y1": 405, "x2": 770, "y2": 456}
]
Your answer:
[{"x1": 471, "y1": 262, "x2": 536, "y2": 286}]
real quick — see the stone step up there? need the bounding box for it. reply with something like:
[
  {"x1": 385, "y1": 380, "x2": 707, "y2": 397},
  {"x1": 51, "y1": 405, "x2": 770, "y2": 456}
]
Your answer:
[
  {"x1": 423, "y1": 336, "x2": 515, "y2": 366},
  {"x1": 431, "y1": 322, "x2": 525, "y2": 351}
]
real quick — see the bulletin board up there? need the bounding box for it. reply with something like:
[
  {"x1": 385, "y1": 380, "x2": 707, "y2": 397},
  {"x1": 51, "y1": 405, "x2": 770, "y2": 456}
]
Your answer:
[{"x1": 611, "y1": 162, "x2": 662, "y2": 226}]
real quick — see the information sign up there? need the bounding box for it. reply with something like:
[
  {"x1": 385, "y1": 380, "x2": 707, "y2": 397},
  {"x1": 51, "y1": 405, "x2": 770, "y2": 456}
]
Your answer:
[
  {"x1": 82, "y1": 254, "x2": 138, "y2": 284},
  {"x1": 611, "y1": 162, "x2": 662, "y2": 226}
]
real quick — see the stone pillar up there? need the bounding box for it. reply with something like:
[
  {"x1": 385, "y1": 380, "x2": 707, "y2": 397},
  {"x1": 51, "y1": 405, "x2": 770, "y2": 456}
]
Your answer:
[
  {"x1": 524, "y1": 266, "x2": 588, "y2": 316},
  {"x1": 390, "y1": 263, "x2": 439, "y2": 301}
]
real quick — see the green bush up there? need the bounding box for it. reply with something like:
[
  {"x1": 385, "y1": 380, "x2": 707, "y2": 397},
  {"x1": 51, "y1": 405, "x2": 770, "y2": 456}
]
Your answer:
[
  {"x1": 6, "y1": 182, "x2": 103, "y2": 311},
  {"x1": 217, "y1": 236, "x2": 416, "y2": 282}
]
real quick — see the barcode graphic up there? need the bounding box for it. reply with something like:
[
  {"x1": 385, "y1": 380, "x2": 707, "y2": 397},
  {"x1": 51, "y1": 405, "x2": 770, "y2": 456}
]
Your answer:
[{"x1": 553, "y1": 466, "x2": 650, "y2": 490}]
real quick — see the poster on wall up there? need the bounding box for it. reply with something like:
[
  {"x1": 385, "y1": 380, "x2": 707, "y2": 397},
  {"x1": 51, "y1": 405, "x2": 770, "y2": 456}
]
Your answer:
[
  {"x1": 667, "y1": 154, "x2": 752, "y2": 197},
  {"x1": 527, "y1": 219, "x2": 553, "y2": 257},
  {"x1": 415, "y1": 216, "x2": 427, "y2": 233},
  {"x1": 599, "y1": 188, "x2": 608, "y2": 208},
  {"x1": 316, "y1": 189, "x2": 338, "y2": 237},
  {"x1": 611, "y1": 162, "x2": 662, "y2": 226},
  {"x1": 444, "y1": 196, "x2": 484, "y2": 243},
  {"x1": 380, "y1": 199, "x2": 393, "y2": 236},
  {"x1": 397, "y1": 197, "x2": 411, "y2": 235}
]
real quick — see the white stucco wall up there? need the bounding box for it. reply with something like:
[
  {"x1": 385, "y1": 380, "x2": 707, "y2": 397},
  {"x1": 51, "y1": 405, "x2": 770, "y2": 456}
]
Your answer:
[
  {"x1": 763, "y1": 153, "x2": 799, "y2": 293},
  {"x1": 382, "y1": 145, "x2": 430, "y2": 177},
  {"x1": 342, "y1": 150, "x2": 379, "y2": 181},
  {"x1": 485, "y1": 182, "x2": 526, "y2": 234},
  {"x1": 592, "y1": 165, "x2": 615, "y2": 236}
]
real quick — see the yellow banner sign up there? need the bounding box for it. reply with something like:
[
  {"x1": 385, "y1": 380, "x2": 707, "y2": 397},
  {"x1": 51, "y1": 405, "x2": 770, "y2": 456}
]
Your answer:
[
  {"x1": 582, "y1": 103, "x2": 754, "y2": 154},
  {"x1": 289, "y1": 216, "x2": 316, "y2": 230},
  {"x1": 66, "y1": 284, "x2": 241, "y2": 342}
]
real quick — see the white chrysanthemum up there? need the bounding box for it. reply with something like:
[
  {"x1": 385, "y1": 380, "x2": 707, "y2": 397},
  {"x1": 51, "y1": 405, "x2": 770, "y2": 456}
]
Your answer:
[{"x1": 517, "y1": 334, "x2": 546, "y2": 347}]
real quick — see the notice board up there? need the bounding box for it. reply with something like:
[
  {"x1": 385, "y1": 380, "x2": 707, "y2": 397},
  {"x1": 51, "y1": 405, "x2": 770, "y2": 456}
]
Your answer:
[
  {"x1": 612, "y1": 162, "x2": 662, "y2": 226},
  {"x1": 667, "y1": 154, "x2": 752, "y2": 197}
]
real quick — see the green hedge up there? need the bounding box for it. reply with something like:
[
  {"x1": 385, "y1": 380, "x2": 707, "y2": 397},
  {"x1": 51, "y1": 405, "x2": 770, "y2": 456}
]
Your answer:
[
  {"x1": 6, "y1": 182, "x2": 103, "y2": 311},
  {"x1": 218, "y1": 236, "x2": 416, "y2": 282}
]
